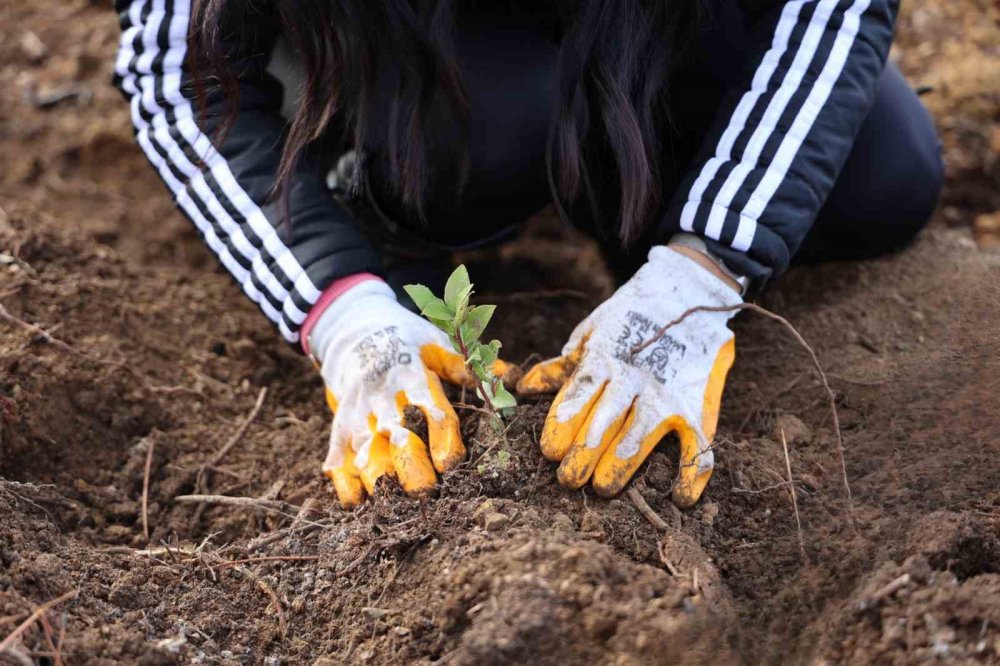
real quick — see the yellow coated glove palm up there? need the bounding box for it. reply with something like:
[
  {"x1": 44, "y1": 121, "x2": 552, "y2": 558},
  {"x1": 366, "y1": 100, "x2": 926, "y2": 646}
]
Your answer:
[
  {"x1": 310, "y1": 281, "x2": 483, "y2": 508},
  {"x1": 518, "y1": 247, "x2": 739, "y2": 507}
]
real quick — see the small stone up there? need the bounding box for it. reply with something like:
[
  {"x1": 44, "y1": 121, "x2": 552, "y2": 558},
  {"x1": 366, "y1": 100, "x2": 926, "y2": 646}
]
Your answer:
[
  {"x1": 226, "y1": 338, "x2": 257, "y2": 361},
  {"x1": 774, "y1": 413, "x2": 813, "y2": 446},
  {"x1": 362, "y1": 607, "x2": 389, "y2": 620},
  {"x1": 483, "y1": 512, "x2": 510, "y2": 532},
  {"x1": 103, "y1": 524, "x2": 133, "y2": 543},
  {"x1": 551, "y1": 513, "x2": 574, "y2": 532},
  {"x1": 580, "y1": 512, "x2": 603, "y2": 534},
  {"x1": 473, "y1": 499, "x2": 497, "y2": 524},
  {"x1": 799, "y1": 474, "x2": 821, "y2": 492},
  {"x1": 20, "y1": 31, "x2": 47, "y2": 64},
  {"x1": 700, "y1": 502, "x2": 720, "y2": 526}
]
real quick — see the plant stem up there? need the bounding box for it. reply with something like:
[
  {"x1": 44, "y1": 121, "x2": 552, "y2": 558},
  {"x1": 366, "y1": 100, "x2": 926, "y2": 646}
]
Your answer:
[{"x1": 454, "y1": 328, "x2": 499, "y2": 418}]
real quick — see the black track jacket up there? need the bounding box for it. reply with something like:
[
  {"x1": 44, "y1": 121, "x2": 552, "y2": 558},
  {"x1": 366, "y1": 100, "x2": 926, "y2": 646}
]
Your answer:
[{"x1": 113, "y1": 0, "x2": 898, "y2": 344}]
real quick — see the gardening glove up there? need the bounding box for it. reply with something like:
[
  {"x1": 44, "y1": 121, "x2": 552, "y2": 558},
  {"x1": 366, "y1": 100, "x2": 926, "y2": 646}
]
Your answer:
[
  {"x1": 308, "y1": 280, "x2": 476, "y2": 508},
  {"x1": 517, "y1": 246, "x2": 739, "y2": 507}
]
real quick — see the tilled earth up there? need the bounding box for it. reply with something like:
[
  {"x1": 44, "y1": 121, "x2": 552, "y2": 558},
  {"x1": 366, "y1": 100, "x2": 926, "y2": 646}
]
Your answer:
[{"x1": 1, "y1": 2, "x2": 999, "y2": 664}]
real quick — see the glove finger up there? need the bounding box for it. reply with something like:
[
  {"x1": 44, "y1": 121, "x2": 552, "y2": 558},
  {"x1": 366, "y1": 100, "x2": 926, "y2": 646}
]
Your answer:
[
  {"x1": 355, "y1": 414, "x2": 395, "y2": 495},
  {"x1": 409, "y1": 369, "x2": 465, "y2": 473},
  {"x1": 539, "y1": 373, "x2": 606, "y2": 462},
  {"x1": 592, "y1": 408, "x2": 680, "y2": 498},
  {"x1": 367, "y1": 393, "x2": 436, "y2": 499},
  {"x1": 672, "y1": 339, "x2": 734, "y2": 507},
  {"x1": 517, "y1": 335, "x2": 589, "y2": 396},
  {"x1": 557, "y1": 391, "x2": 636, "y2": 489},
  {"x1": 672, "y1": 420, "x2": 715, "y2": 509},
  {"x1": 517, "y1": 356, "x2": 575, "y2": 395},
  {"x1": 322, "y1": 428, "x2": 365, "y2": 509},
  {"x1": 701, "y1": 338, "x2": 736, "y2": 443},
  {"x1": 420, "y1": 344, "x2": 514, "y2": 387},
  {"x1": 389, "y1": 430, "x2": 438, "y2": 499}
]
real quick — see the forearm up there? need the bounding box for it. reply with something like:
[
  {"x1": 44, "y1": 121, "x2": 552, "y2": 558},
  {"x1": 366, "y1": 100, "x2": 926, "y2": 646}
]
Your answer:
[
  {"x1": 661, "y1": 0, "x2": 899, "y2": 288},
  {"x1": 113, "y1": 0, "x2": 382, "y2": 344}
]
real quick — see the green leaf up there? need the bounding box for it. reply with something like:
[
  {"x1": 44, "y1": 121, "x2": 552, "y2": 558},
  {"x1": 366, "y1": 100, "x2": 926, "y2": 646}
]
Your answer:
[
  {"x1": 443, "y1": 265, "x2": 472, "y2": 311},
  {"x1": 403, "y1": 284, "x2": 438, "y2": 312},
  {"x1": 466, "y1": 347, "x2": 482, "y2": 365},
  {"x1": 474, "y1": 363, "x2": 490, "y2": 381},
  {"x1": 492, "y1": 385, "x2": 517, "y2": 410},
  {"x1": 452, "y1": 284, "x2": 474, "y2": 327},
  {"x1": 420, "y1": 298, "x2": 454, "y2": 322},
  {"x1": 478, "y1": 340, "x2": 498, "y2": 367},
  {"x1": 460, "y1": 305, "x2": 495, "y2": 343},
  {"x1": 431, "y1": 320, "x2": 455, "y2": 337}
]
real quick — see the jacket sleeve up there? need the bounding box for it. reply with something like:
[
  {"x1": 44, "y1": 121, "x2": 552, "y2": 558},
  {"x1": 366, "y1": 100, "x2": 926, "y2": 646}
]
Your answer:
[
  {"x1": 112, "y1": 0, "x2": 382, "y2": 344},
  {"x1": 661, "y1": 0, "x2": 899, "y2": 286}
]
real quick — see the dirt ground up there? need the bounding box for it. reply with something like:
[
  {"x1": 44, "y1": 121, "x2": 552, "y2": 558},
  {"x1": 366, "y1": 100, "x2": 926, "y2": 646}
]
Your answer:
[{"x1": 1, "y1": 2, "x2": 999, "y2": 664}]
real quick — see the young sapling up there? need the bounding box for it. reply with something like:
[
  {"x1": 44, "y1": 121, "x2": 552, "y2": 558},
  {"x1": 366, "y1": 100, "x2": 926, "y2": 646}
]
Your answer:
[{"x1": 404, "y1": 265, "x2": 516, "y2": 425}]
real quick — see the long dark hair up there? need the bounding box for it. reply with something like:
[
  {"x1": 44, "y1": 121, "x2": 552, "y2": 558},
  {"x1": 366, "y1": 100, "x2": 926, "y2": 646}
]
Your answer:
[{"x1": 190, "y1": 1, "x2": 700, "y2": 246}]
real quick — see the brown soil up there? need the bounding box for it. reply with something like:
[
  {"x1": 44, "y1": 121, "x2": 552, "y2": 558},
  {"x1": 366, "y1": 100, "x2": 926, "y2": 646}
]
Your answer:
[{"x1": 1, "y1": 2, "x2": 999, "y2": 665}]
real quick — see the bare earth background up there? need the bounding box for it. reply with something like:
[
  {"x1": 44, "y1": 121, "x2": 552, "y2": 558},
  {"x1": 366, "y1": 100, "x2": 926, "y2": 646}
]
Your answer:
[{"x1": 1, "y1": 1, "x2": 999, "y2": 664}]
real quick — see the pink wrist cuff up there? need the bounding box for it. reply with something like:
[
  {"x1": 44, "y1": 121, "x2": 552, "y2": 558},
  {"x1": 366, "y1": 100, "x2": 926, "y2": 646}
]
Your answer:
[{"x1": 300, "y1": 273, "x2": 384, "y2": 356}]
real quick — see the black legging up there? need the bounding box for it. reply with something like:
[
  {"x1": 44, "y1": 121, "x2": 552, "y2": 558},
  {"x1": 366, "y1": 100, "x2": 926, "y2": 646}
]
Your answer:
[{"x1": 360, "y1": 2, "x2": 943, "y2": 286}]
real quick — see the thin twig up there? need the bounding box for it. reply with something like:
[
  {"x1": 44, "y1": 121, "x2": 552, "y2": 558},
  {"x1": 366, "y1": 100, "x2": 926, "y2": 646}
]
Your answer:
[
  {"x1": 191, "y1": 387, "x2": 267, "y2": 524},
  {"x1": 204, "y1": 388, "x2": 268, "y2": 472},
  {"x1": 626, "y1": 487, "x2": 669, "y2": 531},
  {"x1": 630, "y1": 302, "x2": 853, "y2": 511},
  {"x1": 212, "y1": 555, "x2": 319, "y2": 570},
  {"x1": 858, "y1": 573, "x2": 912, "y2": 610},
  {"x1": 142, "y1": 437, "x2": 156, "y2": 542},
  {"x1": 37, "y1": 613, "x2": 62, "y2": 666},
  {"x1": 657, "y1": 541, "x2": 681, "y2": 576},
  {"x1": 0, "y1": 647, "x2": 32, "y2": 666},
  {"x1": 246, "y1": 521, "x2": 330, "y2": 551},
  {"x1": 781, "y1": 430, "x2": 807, "y2": 563},
  {"x1": 175, "y1": 494, "x2": 299, "y2": 514},
  {"x1": 452, "y1": 402, "x2": 496, "y2": 417},
  {"x1": 0, "y1": 590, "x2": 77, "y2": 653},
  {"x1": 255, "y1": 579, "x2": 287, "y2": 637},
  {"x1": 731, "y1": 480, "x2": 791, "y2": 495},
  {"x1": 0, "y1": 303, "x2": 79, "y2": 355}
]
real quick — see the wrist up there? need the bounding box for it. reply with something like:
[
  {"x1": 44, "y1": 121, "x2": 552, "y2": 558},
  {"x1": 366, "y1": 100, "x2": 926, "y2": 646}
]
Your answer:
[
  {"x1": 302, "y1": 274, "x2": 393, "y2": 360},
  {"x1": 669, "y1": 245, "x2": 742, "y2": 293},
  {"x1": 666, "y1": 234, "x2": 746, "y2": 294},
  {"x1": 644, "y1": 245, "x2": 743, "y2": 311}
]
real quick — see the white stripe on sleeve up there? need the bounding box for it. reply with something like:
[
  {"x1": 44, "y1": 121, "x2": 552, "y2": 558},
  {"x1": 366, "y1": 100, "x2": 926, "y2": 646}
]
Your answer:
[
  {"x1": 702, "y1": 0, "x2": 843, "y2": 244},
  {"x1": 679, "y1": 0, "x2": 808, "y2": 234},
  {"x1": 115, "y1": 0, "x2": 318, "y2": 339},
  {"x1": 738, "y1": 0, "x2": 872, "y2": 248}
]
